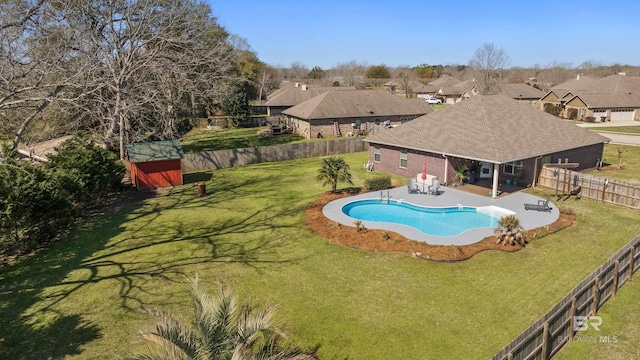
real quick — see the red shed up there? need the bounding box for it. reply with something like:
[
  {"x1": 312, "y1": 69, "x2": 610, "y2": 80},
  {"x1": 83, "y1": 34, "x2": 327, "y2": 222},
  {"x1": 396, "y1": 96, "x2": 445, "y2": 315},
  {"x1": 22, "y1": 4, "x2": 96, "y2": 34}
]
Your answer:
[{"x1": 126, "y1": 140, "x2": 184, "y2": 190}]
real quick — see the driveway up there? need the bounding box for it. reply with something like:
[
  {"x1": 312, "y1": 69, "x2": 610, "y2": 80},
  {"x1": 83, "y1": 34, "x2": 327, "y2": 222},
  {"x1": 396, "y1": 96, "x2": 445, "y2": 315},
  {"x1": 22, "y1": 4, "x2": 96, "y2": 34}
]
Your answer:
[{"x1": 575, "y1": 120, "x2": 640, "y2": 146}]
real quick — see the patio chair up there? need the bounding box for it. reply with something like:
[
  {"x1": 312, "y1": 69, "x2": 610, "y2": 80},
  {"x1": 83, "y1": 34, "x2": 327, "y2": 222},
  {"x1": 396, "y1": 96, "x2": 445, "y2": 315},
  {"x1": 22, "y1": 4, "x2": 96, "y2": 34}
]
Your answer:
[
  {"x1": 428, "y1": 179, "x2": 440, "y2": 195},
  {"x1": 407, "y1": 178, "x2": 420, "y2": 194},
  {"x1": 524, "y1": 195, "x2": 552, "y2": 212},
  {"x1": 365, "y1": 160, "x2": 374, "y2": 172}
]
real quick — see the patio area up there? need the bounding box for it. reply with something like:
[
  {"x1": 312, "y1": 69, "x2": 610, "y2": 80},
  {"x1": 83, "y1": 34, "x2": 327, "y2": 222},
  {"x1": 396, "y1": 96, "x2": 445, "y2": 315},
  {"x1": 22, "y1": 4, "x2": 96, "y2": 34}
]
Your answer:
[
  {"x1": 454, "y1": 178, "x2": 526, "y2": 197},
  {"x1": 322, "y1": 185, "x2": 559, "y2": 246}
]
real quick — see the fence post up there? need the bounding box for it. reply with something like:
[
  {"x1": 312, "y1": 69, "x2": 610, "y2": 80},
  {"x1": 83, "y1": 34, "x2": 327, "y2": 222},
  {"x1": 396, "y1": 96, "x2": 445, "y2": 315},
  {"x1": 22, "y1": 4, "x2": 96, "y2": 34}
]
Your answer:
[
  {"x1": 541, "y1": 322, "x2": 550, "y2": 360},
  {"x1": 507, "y1": 353, "x2": 513, "y2": 360},
  {"x1": 630, "y1": 247, "x2": 635, "y2": 280},
  {"x1": 592, "y1": 278, "x2": 600, "y2": 315},
  {"x1": 601, "y1": 182, "x2": 606, "y2": 202},
  {"x1": 569, "y1": 297, "x2": 577, "y2": 340},
  {"x1": 613, "y1": 260, "x2": 620, "y2": 297}
]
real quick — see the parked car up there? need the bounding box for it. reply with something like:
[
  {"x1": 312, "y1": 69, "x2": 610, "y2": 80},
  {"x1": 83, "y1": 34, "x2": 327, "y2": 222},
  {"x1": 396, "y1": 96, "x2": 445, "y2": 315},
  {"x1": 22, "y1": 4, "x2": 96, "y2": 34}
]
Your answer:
[{"x1": 425, "y1": 98, "x2": 442, "y2": 104}]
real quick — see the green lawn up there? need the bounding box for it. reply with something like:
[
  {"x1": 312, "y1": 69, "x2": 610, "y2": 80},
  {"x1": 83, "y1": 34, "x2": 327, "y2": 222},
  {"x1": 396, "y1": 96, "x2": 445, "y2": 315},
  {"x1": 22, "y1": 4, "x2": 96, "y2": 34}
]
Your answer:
[
  {"x1": 587, "y1": 126, "x2": 640, "y2": 135},
  {"x1": 180, "y1": 127, "x2": 307, "y2": 153},
  {"x1": 586, "y1": 144, "x2": 640, "y2": 184},
  {"x1": 554, "y1": 275, "x2": 640, "y2": 360},
  {"x1": 1, "y1": 152, "x2": 640, "y2": 359}
]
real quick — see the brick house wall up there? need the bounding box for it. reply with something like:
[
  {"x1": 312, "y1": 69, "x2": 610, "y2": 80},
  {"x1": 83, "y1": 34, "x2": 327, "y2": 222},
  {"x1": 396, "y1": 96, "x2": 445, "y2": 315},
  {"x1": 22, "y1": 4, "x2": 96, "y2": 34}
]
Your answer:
[
  {"x1": 369, "y1": 143, "x2": 605, "y2": 187},
  {"x1": 369, "y1": 145, "x2": 447, "y2": 183},
  {"x1": 285, "y1": 114, "x2": 422, "y2": 139},
  {"x1": 549, "y1": 143, "x2": 605, "y2": 171}
]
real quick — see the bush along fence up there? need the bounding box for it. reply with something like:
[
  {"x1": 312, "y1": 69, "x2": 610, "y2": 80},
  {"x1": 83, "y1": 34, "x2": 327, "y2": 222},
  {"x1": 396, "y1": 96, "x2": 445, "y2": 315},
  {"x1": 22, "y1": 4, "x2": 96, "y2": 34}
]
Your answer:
[
  {"x1": 181, "y1": 138, "x2": 368, "y2": 173},
  {"x1": 538, "y1": 166, "x2": 640, "y2": 210},
  {"x1": 492, "y1": 234, "x2": 640, "y2": 360}
]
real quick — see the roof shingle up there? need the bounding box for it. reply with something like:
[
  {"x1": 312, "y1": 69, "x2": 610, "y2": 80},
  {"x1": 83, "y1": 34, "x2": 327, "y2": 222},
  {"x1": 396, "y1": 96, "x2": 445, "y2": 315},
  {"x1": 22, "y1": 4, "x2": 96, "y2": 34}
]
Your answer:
[
  {"x1": 365, "y1": 95, "x2": 609, "y2": 163},
  {"x1": 282, "y1": 90, "x2": 433, "y2": 120}
]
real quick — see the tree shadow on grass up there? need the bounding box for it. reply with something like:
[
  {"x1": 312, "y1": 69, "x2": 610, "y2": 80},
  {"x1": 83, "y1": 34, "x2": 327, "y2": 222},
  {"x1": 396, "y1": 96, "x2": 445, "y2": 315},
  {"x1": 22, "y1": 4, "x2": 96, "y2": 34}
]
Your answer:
[
  {"x1": 9, "y1": 314, "x2": 102, "y2": 360},
  {"x1": 0, "y1": 170, "x2": 313, "y2": 358},
  {"x1": 0, "y1": 205, "x2": 128, "y2": 359}
]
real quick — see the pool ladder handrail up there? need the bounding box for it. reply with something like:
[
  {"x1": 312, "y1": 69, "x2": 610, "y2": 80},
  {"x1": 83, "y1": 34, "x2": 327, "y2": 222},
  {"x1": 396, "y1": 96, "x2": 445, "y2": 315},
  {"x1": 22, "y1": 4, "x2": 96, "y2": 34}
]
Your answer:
[{"x1": 380, "y1": 190, "x2": 391, "y2": 204}]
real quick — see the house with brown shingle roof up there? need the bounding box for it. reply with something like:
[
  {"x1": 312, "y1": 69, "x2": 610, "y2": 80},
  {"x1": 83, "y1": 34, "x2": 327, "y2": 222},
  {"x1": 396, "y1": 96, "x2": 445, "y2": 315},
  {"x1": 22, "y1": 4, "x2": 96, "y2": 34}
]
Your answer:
[
  {"x1": 462, "y1": 83, "x2": 545, "y2": 105},
  {"x1": 495, "y1": 83, "x2": 546, "y2": 102},
  {"x1": 439, "y1": 80, "x2": 477, "y2": 104},
  {"x1": 264, "y1": 84, "x2": 356, "y2": 116},
  {"x1": 281, "y1": 90, "x2": 433, "y2": 139},
  {"x1": 383, "y1": 79, "x2": 433, "y2": 98},
  {"x1": 540, "y1": 74, "x2": 640, "y2": 121},
  {"x1": 364, "y1": 95, "x2": 609, "y2": 197}
]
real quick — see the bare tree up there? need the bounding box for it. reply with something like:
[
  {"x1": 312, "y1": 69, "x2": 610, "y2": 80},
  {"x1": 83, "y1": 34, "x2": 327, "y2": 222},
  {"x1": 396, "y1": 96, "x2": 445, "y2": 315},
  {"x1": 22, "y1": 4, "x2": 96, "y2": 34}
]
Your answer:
[
  {"x1": 0, "y1": 0, "x2": 84, "y2": 151},
  {"x1": 394, "y1": 66, "x2": 418, "y2": 98},
  {"x1": 468, "y1": 43, "x2": 509, "y2": 94},
  {"x1": 62, "y1": 0, "x2": 237, "y2": 158},
  {"x1": 617, "y1": 147, "x2": 627, "y2": 170},
  {"x1": 256, "y1": 64, "x2": 280, "y2": 101},
  {"x1": 332, "y1": 60, "x2": 366, "y2": 87},
  {"x1": 286, "y1": 61, "x2": 309, "y2": 80},
  {"x1": 537, "y1": 61, "x2": 573, "y2": 90}
]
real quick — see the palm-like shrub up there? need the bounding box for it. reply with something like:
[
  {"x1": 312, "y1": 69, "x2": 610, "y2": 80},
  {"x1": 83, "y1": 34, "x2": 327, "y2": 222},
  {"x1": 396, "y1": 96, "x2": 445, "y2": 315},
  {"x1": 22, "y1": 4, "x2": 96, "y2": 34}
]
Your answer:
[
  {"x1": 494, "y1": 214, "x2": 527, "y2": 246},
  {"x1": 131, "y1": 275, "x2": 309, "y2": 360},
  {"x1": 316, "y1": 156, "x2": 353, "y2": 193},
  {"x1": 453, "y1": 163, "x2": 469, "y2": 184}
]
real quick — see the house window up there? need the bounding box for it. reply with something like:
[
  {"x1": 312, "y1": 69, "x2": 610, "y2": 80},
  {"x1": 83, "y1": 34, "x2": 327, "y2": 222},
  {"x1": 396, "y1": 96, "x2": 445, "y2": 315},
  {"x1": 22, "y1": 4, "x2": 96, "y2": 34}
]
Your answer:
[
  {"x1": 374, "y1": 147, "x2": 380, "y2": 162},
  {"x1": 399, "y1": 151, "x2": 407, "y2": 168},
  {"x1": 504, "y1": 160, "x2": 523, "y2": 175}
]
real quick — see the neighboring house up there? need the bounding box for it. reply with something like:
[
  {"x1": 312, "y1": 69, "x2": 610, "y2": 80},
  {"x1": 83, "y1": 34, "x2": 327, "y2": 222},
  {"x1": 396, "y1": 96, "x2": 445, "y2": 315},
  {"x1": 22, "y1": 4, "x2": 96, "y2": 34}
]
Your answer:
[
  {"x1": 539, "y1": 74, "x2": 640, "y2": 121},
  {"x1": 461, "y1": 82, "x2": 545, "y2": 106},
  {"x1": 439, "y1": 80, "x2": 476, "y2": 104},
  {"x1": 421, "y1": 75, "x2": 464, "y2": 100},
  {"x1": 494, "y1": 83, "x2": 546, "y2": 104},
  {"x1": 126, "y1": 140, "x2": 184, "y2": 190},
  {"x1": 364, "y1": 95, "x2": 609, "y2": 198},
  {"x1": 264, "y1": 84, "x2": 355, "y2": 116},
  {"x1": 383, "y1": 79, "x2": 432, "y2": 98},
  {"x1": 281, "y1": 90, "x2": 433, "y2": 139}
]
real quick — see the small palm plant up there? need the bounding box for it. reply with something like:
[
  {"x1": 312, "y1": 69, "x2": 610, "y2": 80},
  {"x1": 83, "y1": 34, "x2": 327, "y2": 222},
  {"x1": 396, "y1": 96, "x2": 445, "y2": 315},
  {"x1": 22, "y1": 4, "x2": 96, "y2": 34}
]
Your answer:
[
  {"x1": 495, "y1": 214, "x2": 527, "y2": 246},
  {"x1": 453, "y1": 163, "x2": 469, "y2": 185},
  {"x1": 316, "y1": 156, "x2": 353, "y2": 193},
  {"x1": 130, "y1": 275, "x2": 310, "y2": 360}
]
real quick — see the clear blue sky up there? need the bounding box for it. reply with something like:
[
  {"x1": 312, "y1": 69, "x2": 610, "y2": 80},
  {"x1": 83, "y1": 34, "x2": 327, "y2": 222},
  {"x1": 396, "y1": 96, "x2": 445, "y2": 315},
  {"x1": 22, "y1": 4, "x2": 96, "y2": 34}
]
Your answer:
[{"x1": 207, "y1": 0, "x2": 640, "y2": 69}]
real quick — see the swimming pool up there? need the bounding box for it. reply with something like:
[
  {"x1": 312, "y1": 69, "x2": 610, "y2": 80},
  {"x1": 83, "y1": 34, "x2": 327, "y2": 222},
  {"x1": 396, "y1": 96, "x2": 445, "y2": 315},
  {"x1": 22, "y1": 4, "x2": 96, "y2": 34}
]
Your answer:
[{"x1": 341, "y1": 199, "x2": 514, "y2": 237}]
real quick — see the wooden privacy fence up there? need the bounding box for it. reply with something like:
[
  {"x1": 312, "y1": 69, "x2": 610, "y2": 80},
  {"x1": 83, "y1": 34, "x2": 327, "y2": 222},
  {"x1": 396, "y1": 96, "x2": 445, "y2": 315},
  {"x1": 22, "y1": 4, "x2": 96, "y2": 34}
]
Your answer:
[
  {"x1": 538, "y1": 166, "x2": 640, "y2": 210},
  {"x1": 492, "y1": 234, "x2": 640, "y2": 360},
  {"x1": 181, "y1": 138, "x2": 368, "y2": 173}
]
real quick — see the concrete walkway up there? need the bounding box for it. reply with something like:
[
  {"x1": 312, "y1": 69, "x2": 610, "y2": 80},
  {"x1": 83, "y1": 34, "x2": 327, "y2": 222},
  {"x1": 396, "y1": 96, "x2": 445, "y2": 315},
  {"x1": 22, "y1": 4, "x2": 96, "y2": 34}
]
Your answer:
[{"x1": 322, "y1": 186, "x2": 559, "y2": 246}]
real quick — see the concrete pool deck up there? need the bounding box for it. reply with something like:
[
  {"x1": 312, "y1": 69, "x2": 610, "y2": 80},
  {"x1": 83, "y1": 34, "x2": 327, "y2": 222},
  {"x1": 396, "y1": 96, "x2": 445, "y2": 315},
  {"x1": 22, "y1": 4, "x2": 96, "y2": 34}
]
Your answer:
[{"x1": 322, "y1": 186, "x2": 559, "y2": 246}]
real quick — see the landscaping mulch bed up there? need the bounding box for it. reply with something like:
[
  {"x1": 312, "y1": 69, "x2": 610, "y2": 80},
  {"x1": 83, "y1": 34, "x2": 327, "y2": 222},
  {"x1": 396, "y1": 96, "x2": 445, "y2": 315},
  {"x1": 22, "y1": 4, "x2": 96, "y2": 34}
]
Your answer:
[{"x1": 305, "y1": 191, "x2": 576, "y2": 262}]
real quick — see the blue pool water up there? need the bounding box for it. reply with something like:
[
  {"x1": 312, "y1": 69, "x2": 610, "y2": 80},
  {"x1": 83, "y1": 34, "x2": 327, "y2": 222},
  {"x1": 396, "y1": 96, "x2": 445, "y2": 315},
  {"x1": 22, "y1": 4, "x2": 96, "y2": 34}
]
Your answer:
[{"x1": 342, "y1": 199, "x2": 510, "y2": 237}]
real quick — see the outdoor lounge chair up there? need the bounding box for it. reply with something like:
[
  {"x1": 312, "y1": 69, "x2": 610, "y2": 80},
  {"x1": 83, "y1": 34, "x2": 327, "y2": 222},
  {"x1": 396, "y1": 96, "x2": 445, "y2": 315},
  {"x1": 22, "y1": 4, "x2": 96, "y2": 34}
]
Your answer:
[
  {"x1": 428, "y1": 179, "x2": 440, "y2": 195},
  {"x1": 408, "y1": 178, "x2": 420, "y2": 194},
  {"x1": 524, "y1": 195, "x2": 552, "y2": 212}
]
